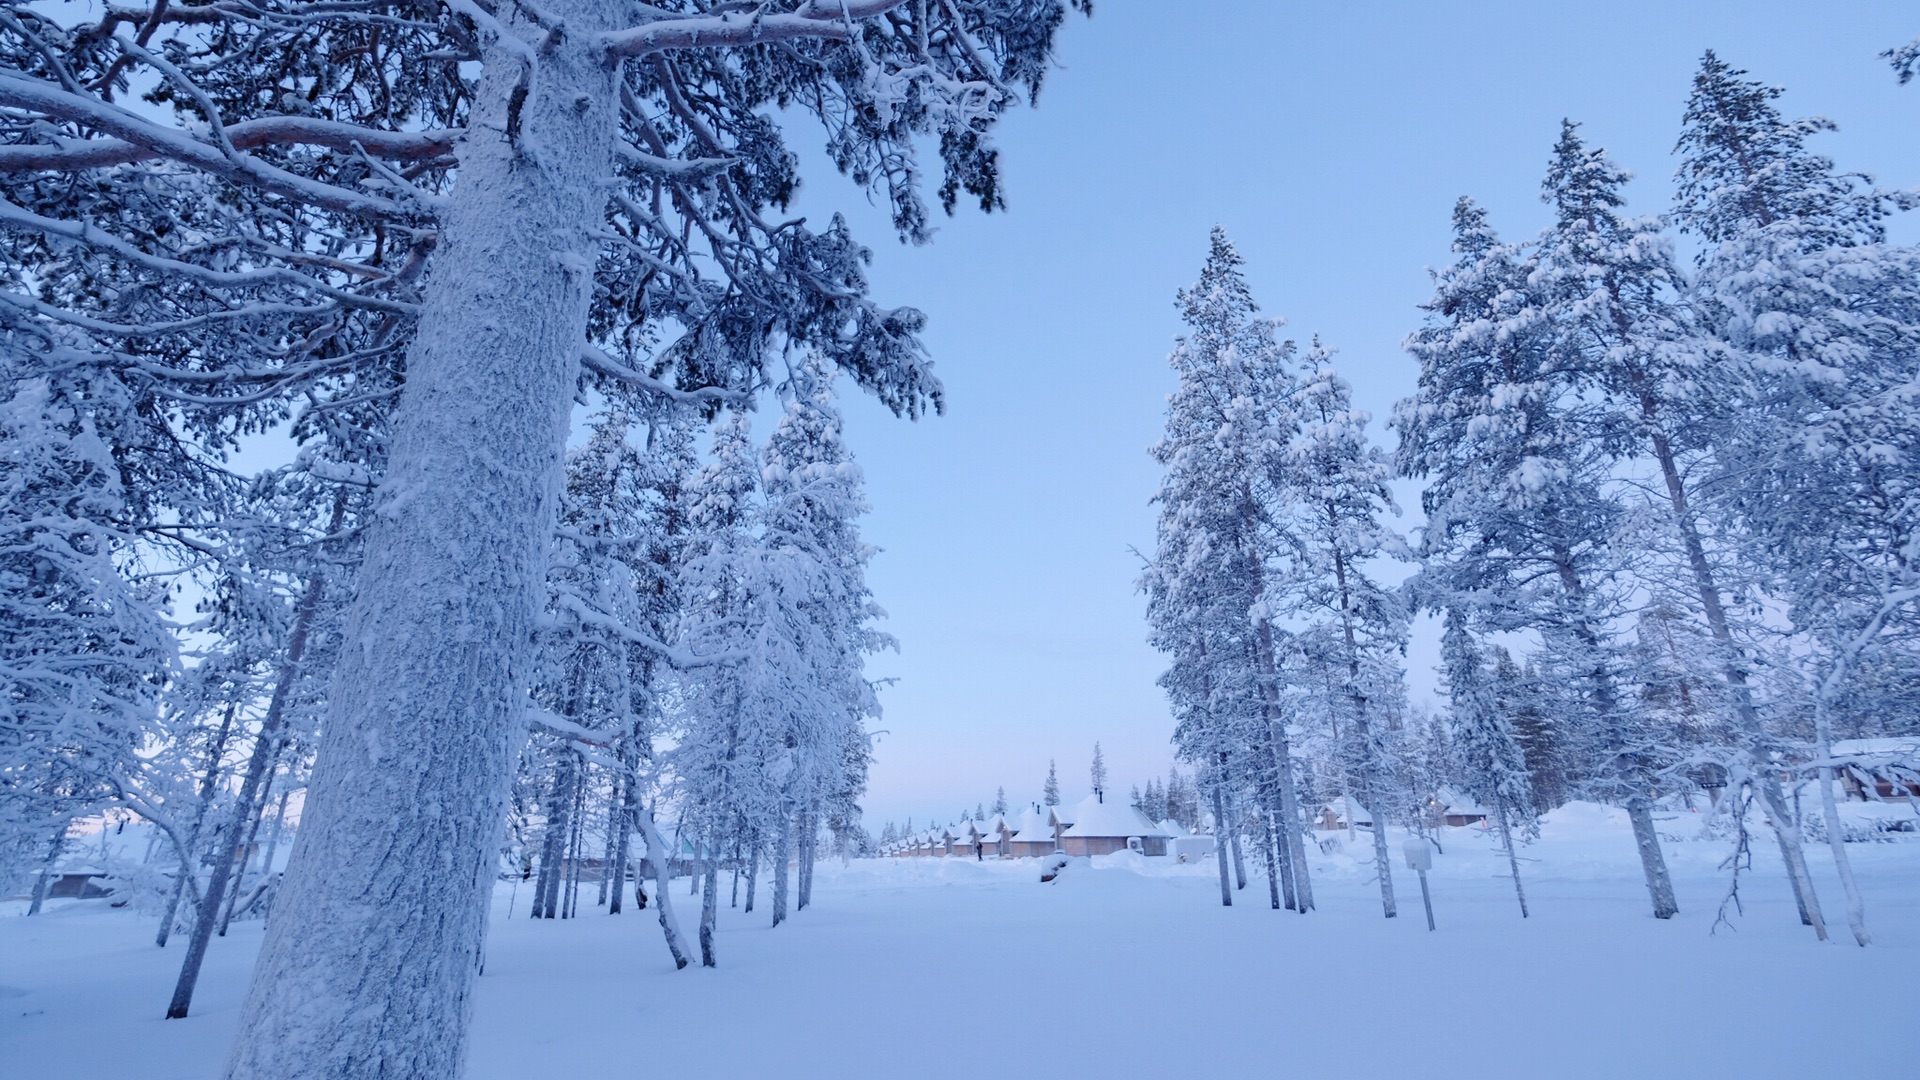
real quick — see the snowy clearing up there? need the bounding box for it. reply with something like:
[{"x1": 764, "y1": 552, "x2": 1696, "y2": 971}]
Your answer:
[{"x1": 3, "y1": 805, "x2": 1913, "y2": 1080}]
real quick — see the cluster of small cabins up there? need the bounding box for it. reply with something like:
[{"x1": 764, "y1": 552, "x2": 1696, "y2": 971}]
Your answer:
[{"x1": 881, "y1": 795, "x2": 1216, "y2": 861}]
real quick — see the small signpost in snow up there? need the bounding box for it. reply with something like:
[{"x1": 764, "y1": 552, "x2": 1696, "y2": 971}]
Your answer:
[{"x1": 1403, "y1": 838, "x2": 1436, "y2": 931}]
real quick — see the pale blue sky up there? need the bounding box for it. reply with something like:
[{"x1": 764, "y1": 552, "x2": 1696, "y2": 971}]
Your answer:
[{"x1": 771, "y1": 2, "x2": 1920, "y2": 830}]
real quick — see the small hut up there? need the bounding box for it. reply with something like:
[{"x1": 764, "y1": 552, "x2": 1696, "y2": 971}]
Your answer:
[
  {"x1": 1008, "y1": 805, "x2": 1059, "y2": 857},
  {"x1": 1059, "y1": 795, "x2": 1170, "y2": 856},
  {"x1": 1434, "y1": 787, "x2": 1490, "y2": 827}
]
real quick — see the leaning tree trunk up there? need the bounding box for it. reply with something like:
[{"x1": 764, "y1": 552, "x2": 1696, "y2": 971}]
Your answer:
[
  {"x1": 1641, "y1": 420, "x2": 1827, "y2": 935},
  {"x1": 1814, "y1": 693, "x2": 1871, "y2": 945},
  {"x1": 172, "y1": 537, "x2": 331, "y2": 1019},
  {"x1": 221, "y1": 9, "x2": 623, "y2": 1076},
  {"x1": 1494, "y1": 803, "x2": 1529, "y2": 918},
  {"x1": 632, "y1": 809, "x2": 691, "y2": 969},
  {"x1": 158, "y1": 702, "x2": 238, "y2": 947}
]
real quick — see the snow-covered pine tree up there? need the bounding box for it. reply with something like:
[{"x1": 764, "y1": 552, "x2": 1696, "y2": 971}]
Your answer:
[
  {"x1": 1267, "y1": 337, "x2": 1409, "y2": 918},
  {"x1": 0, "y1": 377, "x2": 174, "y2": 879},
  {"x1": 1441, "y1": 610, "x2": 1537, "y2": 917},
  {"x1": 1534, "y1": 118, "x2": 1831, "y2": 937},
  {"x1": 1398, "y1": 196, "x2": 1679, "y2": 919},
  {"x1": 1141, "y1": 228, "x2": 1312, "y2": 913},
  {"x1": 0, "y1": 5, "x2": 1084, "y2": 1070},
  {"x1": 1674, "y1": 53, "x2": 1920, "y2": 946},
  {"x1": 1044, "y1": 761, "x2": 1061, "y2": 807},
  {"x1": 1090, "y1": 743, "x2": 1108, "y2": 802}
]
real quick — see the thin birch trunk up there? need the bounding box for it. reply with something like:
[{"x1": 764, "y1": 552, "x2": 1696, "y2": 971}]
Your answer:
[
  {"x1": 219, "y1": 766, "x2": 280, "y2": 936},
  {"x1": 631, "y1": 809, "x2": 691, "y2": 969},
  {"x1": 597, "y1": 784, "x2": 618, "y2": 908},
  {"x1": 698, "y1": 862, "x2": 719, "y2": 968},
  {"x1": 772, "y1": 810, "x2": 792, "y2": 927},
  {"x1": 1209, "y1": 776, "x2": 1232, "y2": 907},
  {"x1": 797, "y1": 810, "x2": 815, "y2": 912},
  {"x1": 744, "y1": 844, "x2": 759, "y2": 914},
  {"x1": 171, "y1": 528, "x2": 333, "y2": 1019},
  {"x1": 253, "y1": 788, "x2": 293, "y2": 922},
  {"x1": 1257, "y1": 809, "x2": 1280, "y2": 910},
  {"x1": 1815, "y1": 694, "x2": 1871, "y2": 945},
  {"x1": 1494, "y1": 803, "x2": 1528, "y2": 918},
  {"x1": 159, "y1": 702, "x2": 239, "y2": 947},
  {"x1": 1226, "y1": 792, "x2": 1247, "y2": 891}
]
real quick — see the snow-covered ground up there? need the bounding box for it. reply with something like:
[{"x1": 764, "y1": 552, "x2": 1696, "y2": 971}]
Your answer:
[{"x1": 3, "y1": 803, "x2": 1915, "y2": 1080}]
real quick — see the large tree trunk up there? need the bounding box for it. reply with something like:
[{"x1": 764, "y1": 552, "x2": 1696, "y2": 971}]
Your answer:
[
  {"x1": 1642, "y1": 421, "x2": 1827, "y2": 937},
  {"x1": 221, "y1": 8, "x2": 623, "y2": 1075}
]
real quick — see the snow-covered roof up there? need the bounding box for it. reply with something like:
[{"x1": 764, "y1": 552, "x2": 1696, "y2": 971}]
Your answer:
[
  {"x1": 1435, "y1": 787, "x2": 1490, "y2": 817},
  {"x1": 1047, "y1": 804, "x2": 1075, "y2": 828},
  {"x1": 1157, "y1": 818, "x2": 1190, "y2": 838},
  {"x1": 1009, "y1": 806, "x2": 1054, "y2": 843},
  {"x1": 1060, "y1": 795, "x2": 1169, "y2": 840}
]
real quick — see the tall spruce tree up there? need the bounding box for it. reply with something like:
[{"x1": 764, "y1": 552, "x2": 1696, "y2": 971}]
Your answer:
[
  {"x1": 1398, "y1": 196, "x2": 1679, "y2": 919},
  {"x1": 1674, "y1": 53, "x2": 1920, "y2": 946}
]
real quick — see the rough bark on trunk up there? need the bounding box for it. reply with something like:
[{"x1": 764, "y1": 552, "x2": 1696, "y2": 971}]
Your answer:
[
  {"x1": 743, "y1": 844, "x2": 759, "y2": 914},
  {"x1": 221, "y1": 9, "x2": 624, "y2": 1074}
]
